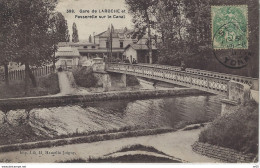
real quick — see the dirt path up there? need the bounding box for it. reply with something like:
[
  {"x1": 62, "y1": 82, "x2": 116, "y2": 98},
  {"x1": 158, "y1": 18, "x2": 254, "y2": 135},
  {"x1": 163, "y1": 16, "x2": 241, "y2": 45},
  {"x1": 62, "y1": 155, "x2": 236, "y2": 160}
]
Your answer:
[
  {"x1": 57, "y1": 72, "x2": 76, "y2": 95},
  {"x1": 57, "y1": 71, "x2": 90, "y2": 95},
  {"x1": 0, "y1": 128, "x2": 222, "y2": 163}
]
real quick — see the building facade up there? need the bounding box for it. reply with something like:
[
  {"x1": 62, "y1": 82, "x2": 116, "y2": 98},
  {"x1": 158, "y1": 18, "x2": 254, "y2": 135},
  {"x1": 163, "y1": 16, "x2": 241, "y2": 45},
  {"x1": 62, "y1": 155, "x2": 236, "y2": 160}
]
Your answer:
[
  {"x1": 55, "y1": 46, "x2": 80, "y2": 69},
  {"x1": 125, "y1": 44, "x2": 158, "y2": 64},
  {"x1": 57, "y1": 26, "x2": 156, "y2": 66}
]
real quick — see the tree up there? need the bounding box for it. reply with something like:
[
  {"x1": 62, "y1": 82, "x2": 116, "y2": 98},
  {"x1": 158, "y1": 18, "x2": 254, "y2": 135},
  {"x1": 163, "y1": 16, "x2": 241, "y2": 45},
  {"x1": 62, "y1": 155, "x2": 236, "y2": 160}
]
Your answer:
[
  {"x1": 14, "y1": 0, "x2": 58, "y2": 94},
  {"x1": 154, "y1": 0, "x2": 211, "y2": 68},
  {"x1": 125, "y1": 0, "x2": 158, "y2": 63},
  {"x1": 50, "y1": 12, "x2": 70, "y2": 68},
  {"x1": 89, "y1": 35, "x2": 92, "y2": 43},
  {"x1": 0, "y1": 0, "x2": 19, "y2": 85},
  {"x1": 154, "y1": 0, "x2": 188, "y2": 65},
  {"x1": 72, "y1": 22, "x2": 79, "y2": 42}
]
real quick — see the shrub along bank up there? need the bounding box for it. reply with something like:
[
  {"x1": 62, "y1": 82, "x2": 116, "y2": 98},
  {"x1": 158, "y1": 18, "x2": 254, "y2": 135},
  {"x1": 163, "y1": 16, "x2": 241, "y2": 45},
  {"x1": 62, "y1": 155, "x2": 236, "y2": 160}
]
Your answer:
[
  {"x1": 126, "y1": 75, "x2": 140, "y2": 86},
  {"x1": 72, "y1": 67, "x2": 98, "y2": 88},
  {"x1": 199, "y1": 100, "x2": 258, "y2": 155}
]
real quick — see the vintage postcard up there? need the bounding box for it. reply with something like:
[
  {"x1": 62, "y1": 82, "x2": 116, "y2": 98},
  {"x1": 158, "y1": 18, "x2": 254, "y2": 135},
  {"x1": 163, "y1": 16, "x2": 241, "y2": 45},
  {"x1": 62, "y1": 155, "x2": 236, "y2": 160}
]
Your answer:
[{"x1": 0, "y1": 0, "x2": 259, "y2": 167}]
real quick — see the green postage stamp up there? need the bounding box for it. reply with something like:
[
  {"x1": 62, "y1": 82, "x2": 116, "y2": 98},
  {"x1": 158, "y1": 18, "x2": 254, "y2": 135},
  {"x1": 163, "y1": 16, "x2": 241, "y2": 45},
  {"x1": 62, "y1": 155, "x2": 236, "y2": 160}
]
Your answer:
[{"x1": 212, "y1": 5, "x2": 248, "y2": 49}]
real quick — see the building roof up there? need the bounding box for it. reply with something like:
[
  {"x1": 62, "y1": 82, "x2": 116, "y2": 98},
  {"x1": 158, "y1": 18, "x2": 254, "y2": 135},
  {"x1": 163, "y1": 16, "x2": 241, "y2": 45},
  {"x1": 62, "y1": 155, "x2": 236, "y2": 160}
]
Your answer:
[
  {"x1": 125, "y1": 44, "x2": 157, "y2": 51},
  {"x1": 58, "y1": 42, "x2": 98, "y2": 47},
  {"x1": 95, "y1": 27, "x2": 133, "y2": 38},
  {"x1": 56, "y1": 47, "x2": 80, "y2": 57}
]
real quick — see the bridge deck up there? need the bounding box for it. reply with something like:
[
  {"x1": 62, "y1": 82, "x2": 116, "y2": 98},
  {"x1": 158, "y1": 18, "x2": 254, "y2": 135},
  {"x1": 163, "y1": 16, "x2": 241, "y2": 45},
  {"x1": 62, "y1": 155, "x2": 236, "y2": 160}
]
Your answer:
[{"x1": 106, "y1": 63, "x2": 259, "y2": 96}]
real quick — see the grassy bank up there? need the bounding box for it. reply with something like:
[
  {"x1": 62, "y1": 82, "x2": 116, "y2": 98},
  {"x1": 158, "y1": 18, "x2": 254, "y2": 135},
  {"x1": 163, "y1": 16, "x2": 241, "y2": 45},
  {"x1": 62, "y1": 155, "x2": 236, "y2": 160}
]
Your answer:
[
  {"x1": 0, "y1": 125, "x2": 146, "y2": 146},
  {"x1": 0, "y1": 123, "x2": 48, "y2": 145},
  {"x1": 59, "y1": 144, "x2": 182, "y2": 163},
  {"x1": 103, "y1": 144, "x2": 173, "y2": 157},
  {"x1": 0, "y1": 73, "x2": 60, "y2": 99},
  {"x1": 72, "y1": 66, "x2": 98, "y2": 88},
  {"x1": 199, "y1": 100, "x2": 258, "y2": 155},
  {"x1": 88, "y1": 154, "x2": 181, "y2": 163},
  {"x1": 0, "y1": 124, "x2": 174, "y2": 152}
]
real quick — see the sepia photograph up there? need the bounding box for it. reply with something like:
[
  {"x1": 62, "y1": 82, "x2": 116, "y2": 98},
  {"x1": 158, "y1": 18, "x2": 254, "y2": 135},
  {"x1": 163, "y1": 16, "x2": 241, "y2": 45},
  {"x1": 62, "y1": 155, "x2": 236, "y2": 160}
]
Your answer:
[{"x1": 0, "y1": 0, "x2": 259, "y2": 166}]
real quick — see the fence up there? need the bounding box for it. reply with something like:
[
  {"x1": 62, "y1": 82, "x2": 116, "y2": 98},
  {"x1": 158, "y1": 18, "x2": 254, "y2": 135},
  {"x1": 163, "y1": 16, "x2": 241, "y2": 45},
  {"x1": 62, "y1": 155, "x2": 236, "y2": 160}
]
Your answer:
[{"x1": 0, "y1": 66, "x2": 54, "y2": 81}]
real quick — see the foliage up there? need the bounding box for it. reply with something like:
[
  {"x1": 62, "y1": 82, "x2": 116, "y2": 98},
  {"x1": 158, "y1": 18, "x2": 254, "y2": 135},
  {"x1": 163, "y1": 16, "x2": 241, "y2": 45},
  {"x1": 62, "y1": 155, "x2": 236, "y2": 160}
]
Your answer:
[
  {"x1": 88, "y1": 154, "x2": 180, "y2": 163},
  {"x1": 154, "y1": 0, "x2": 211, "y2": 67},
  {"x1": 59, "y1": 144, "x2": 181, "y2": 163},
  {"x1": 0, "y1": 127, "x2": 174, "y2": 152},
  {"x1": 0, "y1": 0, "x2": 71, "y2": 91},
  {"x1": 0, "y1": 0, "x2": 60, "y2": 92},
  {"x1": 49, "y1": 12, "x2": 70, "y2": 67},
  {"x1": 126, "y1": 75, "x2": 140, "y2": 86},
  {"x1": 106, "y1": 144, "x2": 172, "y2": 157},
  {"x1": 72, "y1": 22, "x2": 79, "y2": 42},
  {"x1": 0, "y1": 0, "x2": 19, "y2": 63},
  {"x1": 199, "y1": 100, "x2": 258, "y2": 154},
  {"x1": 125, "y1": 0, "x2": 158, "y2": 63},
  {"x1": 37, "y1": 73, "x2": 60, "y2": 94},
  {"x1": 59, "y1": 158, "x2": 87, "y2": 163},
  {"x1": 50, "y1": 12, "x2": 70, "y2": 43},
  {"x1": 72, "y1": 67, "x2": 98, "y2": 88},
  {"x1": 14, "y1": 0, "x2": 57, "y2": 67},
  {"x1": 0, "y1": 0, "x2": 19, "y2": 83},
  {"x1": 0, "y1": 73, "x2": 60, "y2": 99}
]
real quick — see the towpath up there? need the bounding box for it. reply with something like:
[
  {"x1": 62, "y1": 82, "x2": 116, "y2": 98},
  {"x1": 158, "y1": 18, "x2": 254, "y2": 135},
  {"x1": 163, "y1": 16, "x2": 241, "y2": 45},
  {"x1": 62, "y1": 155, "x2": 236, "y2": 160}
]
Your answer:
[{"x1": 0, "y1": 127, "x2": 221, "y2": 163}]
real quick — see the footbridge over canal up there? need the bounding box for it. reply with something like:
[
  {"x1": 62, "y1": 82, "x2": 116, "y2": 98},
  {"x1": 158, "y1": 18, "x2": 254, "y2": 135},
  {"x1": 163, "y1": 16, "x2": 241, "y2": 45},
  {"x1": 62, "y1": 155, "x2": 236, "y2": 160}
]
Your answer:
[{"x1": 105, "y1": 63, "x2": 259, "y2": 97}]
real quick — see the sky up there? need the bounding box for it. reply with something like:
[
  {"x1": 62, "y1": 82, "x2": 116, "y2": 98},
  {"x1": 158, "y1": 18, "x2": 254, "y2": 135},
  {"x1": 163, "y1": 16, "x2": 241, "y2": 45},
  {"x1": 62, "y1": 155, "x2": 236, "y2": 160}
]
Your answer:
[{"x1": 55, "y1": 0, "x2": 134, "y2": 42}]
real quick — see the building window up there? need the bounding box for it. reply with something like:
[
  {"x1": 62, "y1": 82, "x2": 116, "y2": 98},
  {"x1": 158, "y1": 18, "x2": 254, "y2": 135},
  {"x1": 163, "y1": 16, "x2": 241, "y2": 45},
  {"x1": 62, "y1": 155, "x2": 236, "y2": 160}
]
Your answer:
[
  {"x1": 92, "y1": 46, "x2": 96, "y2": 49},
  {"x1": 120, "y1": 42, "x2": 123, "y2": 48},
  {"x1": 84, "y1": 46, "x2": 88, "y2": 48},
  {"x1": 106, "y1": 41, "x2": 109, "y2": 48}
]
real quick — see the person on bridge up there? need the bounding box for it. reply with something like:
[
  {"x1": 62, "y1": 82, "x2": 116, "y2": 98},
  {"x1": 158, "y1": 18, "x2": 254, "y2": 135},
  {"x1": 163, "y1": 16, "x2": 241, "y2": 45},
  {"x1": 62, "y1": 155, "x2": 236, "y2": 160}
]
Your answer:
[
  {"x1": 58, "y1": 66, "x2": 63, "y2": 72},
  {"x1": 132, "y1": 58, "x2": 137, "y2": 64},
  {"x1": 124, "y1": 57, "x2": 130, "y2": 64},
  {"x1": 153, "y1": 81, "x2": 158, "y2": 89},
  {"x1": 181, "y1": 61, "x2": 186, "y2": 71}
]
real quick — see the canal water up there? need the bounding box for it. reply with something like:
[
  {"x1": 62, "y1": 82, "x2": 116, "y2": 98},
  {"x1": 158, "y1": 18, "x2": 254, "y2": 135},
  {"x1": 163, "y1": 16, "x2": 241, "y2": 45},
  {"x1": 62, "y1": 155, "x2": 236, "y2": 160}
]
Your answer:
[{"x1": 25, "y1": 95, "x2": 222, "y2": 136}]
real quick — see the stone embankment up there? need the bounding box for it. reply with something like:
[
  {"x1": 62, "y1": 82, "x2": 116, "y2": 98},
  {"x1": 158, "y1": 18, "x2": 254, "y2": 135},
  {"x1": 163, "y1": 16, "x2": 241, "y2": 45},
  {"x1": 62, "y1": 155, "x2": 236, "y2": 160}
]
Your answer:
[
  {"x1": 192, "y1": 141, "x2": 256, "y2": 163},
  {"x1": 0, "y1": 88, "x2": 206, "y2": 109}
]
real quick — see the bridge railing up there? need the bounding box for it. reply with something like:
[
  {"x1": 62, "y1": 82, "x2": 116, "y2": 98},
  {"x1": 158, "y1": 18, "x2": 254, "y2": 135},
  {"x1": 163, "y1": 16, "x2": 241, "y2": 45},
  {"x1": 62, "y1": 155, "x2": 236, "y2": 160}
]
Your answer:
[
  {"x1": 185, "y1": 68, "x2": 259, "y2": 90},
  {"x1": 138, "y1": 63, "x2": 182, "y2": 71},
  {"x1": 106, "y1": 63, "x2": 258, "y2": 91},
  {"x1": 107, "y1": 63, "x2": 230, "y2": 96}
]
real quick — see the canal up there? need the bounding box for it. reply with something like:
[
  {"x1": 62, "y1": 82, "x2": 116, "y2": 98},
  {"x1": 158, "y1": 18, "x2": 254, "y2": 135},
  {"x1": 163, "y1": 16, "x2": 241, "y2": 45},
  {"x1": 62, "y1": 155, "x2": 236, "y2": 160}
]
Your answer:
[{"x1": 24, "y1": 95, "x2": 222, "y2": 137}]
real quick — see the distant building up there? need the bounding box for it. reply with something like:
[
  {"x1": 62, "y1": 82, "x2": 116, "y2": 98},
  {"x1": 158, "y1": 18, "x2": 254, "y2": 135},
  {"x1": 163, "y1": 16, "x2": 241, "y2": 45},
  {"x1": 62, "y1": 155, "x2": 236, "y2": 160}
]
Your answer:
[
  {"x1": 55, "y1": 47, "x2": 80, "y2": 69},
  {"x1": 124, "y1": 44, "x2": 158, "y2": 64},
  {"x1": 57, "y1": 26, "x2": 157, "y2": 66},
  {"x1": 72, "y1": 27, "x2": 138, "y2": 62}
]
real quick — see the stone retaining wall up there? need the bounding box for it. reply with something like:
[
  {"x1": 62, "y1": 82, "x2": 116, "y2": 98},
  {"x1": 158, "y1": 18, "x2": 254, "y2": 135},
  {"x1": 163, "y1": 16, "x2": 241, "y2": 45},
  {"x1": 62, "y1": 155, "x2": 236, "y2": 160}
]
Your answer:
[
  {"x1": 0, "y1": 88, "x2": 206, "y2": 110},
  {"x1": 192, "y1": 141, "x2": 256, "y2": 163}
]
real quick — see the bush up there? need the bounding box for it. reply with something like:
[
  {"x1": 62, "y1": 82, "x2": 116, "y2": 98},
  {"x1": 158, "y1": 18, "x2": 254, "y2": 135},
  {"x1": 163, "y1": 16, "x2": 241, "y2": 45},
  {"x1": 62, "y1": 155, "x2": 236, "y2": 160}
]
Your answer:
[
  {"x1": 37, "y1": 73, "x2": 60, "y2": 94},
  {"x1": 59, "y1": 158, "x2": 87, "y2": 163},
  {"x1": 72, "y1": 67, "x2": 98, "y2": 88},
  {"x1": 88, "y1": 154, "x2": 181, "y2": 163},
  {"x1": 126, "y1": 75, "x2": 140, "y2": 86},
  {"x1": 199, "y1": 100, "x2": 258, "y2": 154}
]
